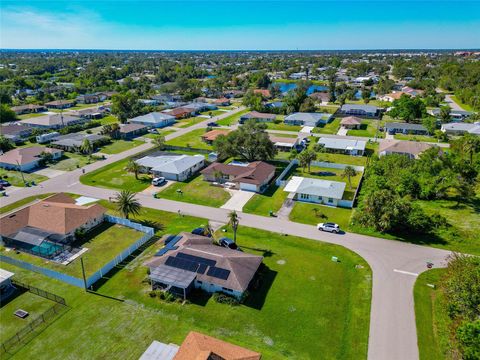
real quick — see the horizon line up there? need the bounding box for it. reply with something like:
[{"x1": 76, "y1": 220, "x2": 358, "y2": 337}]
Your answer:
[{"x1": 2, "y1": 48, "x2": 480, "y2": 52}]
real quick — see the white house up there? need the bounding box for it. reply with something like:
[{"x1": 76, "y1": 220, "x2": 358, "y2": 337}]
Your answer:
[
  {"x1": 129, "y1": 112, "x2": 176, "y2": 128},
  {"x1": 441, "y1": 122, "x2": 480, "y2": 136},
  {"x1": 0, "y1": 146, "x2": 63, "y2": 172},
  {"x1": 317, "y1": 137, "x2": 366, "y2": 156},
  {"x1": 135, "y1": 154, "x2": 205, "y2": 181},
  {"x1": 284, "y1": 112, "x2": 333, "y2": 127},
  {"x1": 284, "y1": 176, "x2": 346, "y2": 207}
]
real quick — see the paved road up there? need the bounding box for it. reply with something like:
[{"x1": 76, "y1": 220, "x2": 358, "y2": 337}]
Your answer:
[
  {"x1": 444, "y1": 94, "x2": 464, "y2": 111},
  {"x1": 0, "y1": 103, "x2": 453, "y2": 360}
]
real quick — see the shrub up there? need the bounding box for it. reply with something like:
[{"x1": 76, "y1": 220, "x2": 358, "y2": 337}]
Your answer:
[{"x1": 213, "y1": 292, "x2": 239, "y2": 306}]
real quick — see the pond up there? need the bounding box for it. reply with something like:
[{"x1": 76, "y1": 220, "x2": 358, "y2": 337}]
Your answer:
[{"x1": 275, "y1": 82, "x2": 375, "y2": 100}]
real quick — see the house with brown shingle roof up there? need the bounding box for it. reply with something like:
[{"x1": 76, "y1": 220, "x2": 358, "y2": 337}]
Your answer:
[
  {"x1": 0, "y1": 193, "x2": 106, "y2": 258},
  {"x1": 378, "y1": 139, "x2": 434, "y2": 159},
  {"x1": 340, "y1": 116, "x2": 362, "y2": 129},
  {"x1": 253, "y1": 89, "x2": 271, "y2": 98},
  {"x1": 11, "y1": 104, "x2": 47, "y2": 115},
  {"x1": 145, "y1": 232, "x2": 263, "y2": 300},
  {"x1": 0, "y1": 146, "x2": 63, "y2": 172},
  {"x1": 44, "y1": 99, "x2": 76, "y2": 109},
  {"x1": 201, "y1": 161, "x2": 275, "y2": 193},
  {"x1": 201, "y1": 129, "x2": 231, "y2": 144},
  {"x1": 239, "y1": 111, "x2": 276, "y2": 124}
]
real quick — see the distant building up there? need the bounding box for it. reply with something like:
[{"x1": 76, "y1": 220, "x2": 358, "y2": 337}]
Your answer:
[
  {"x1": 0, "y1": 123, "x2": 33, "y2": 143},
  {"x1": 317, "y1": 137, "x2": 366, "y2": 156},
  {"x1": 385, "y1": 122, "x2": 429, "y2": 135},
  {"x1": 130, "y1": 112, "x2": 176, "y2": 128},
  {"x1": 0, "y1": 146, "x2": 63, "y2": 172},
  {"x1": 284, "y1": 112, "x2": 333, "y2": 127},
  {"x1": 269, "y1": 135, "x2": 300, "y2": 152},
  {"x1": 20, "y1": 114, "x2": 86, "y2": 129},
  {"x1": 50, "y1": 133, "x2": 108, "y2": 152},
  {"x1": 379, "y1": 140, "x2": 434, "y2": 159},
  {"x1": 340, "y1": 104, "x2": 381, "y2": 118},
  {"x1": 76, "y1": 94, "x2": 100, "y2": 104},
  {"x1": 11, "y1": 104, "x2": 46, "y2": 115},
  {"x1": 253, "y1": 89, "x2": 271, "y2": 98},
  {"x1": 428, "y1": 108, "x2": 473, "y2": 122},
  {"x1": 136, "y1": 154, "x2": 205, "y2": 181},
  {"x1": 239, "y1": 111, "x2": 276, "y2": 124},
  {"x1": 118, "y1": 123, "x2": 148, "y2": 139},
  {"x1": 44, "y1": 100, "x2": 76, "y2": 109},
  {"x1": 340, "y1": 116, "x2": 362, "y2": 129},
  {"x1": 201, "y1": 129, "x2": 230, "y2": 144},
  {"x1": 441, "y1": 122, "x2": 480, "y2": 136}
]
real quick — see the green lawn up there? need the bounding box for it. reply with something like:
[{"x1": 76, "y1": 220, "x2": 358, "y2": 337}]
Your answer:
[
  {"x1": 0, "y1": 194, "x2": 53, "y2": 215},
  {"x1": 0, "y1": 290, "x2": 55, "y2": 343},
  {"x1": 144, "y1": 129, "x2": 176, "y2": 139},
  {"x1": 156, "y1": 175, "x2": 230, "y2": 208},
  {"x1": 347, "y1": 120, "x2": 381, "y2": 138},
  {"x1": 268, "y1": 132, "x2": 298, "y2": 138},
  {"x1": 266, "y1": 122, "x2": 302, "y2": 132},
  {"x1": 450, "y1": 95, "x2": 474, "y2": 112},
  {"x1": 394, "y1": 134, "x2": 439, "y2": 143},
  {"x1": 99, "y1": 115, "x2": 119, "y2": 125},
  {"x1": 289, "y1": 202, "x2": 354, "y2": 229},
  {"x1": 312, "y1": 118, "x2": 341, "y2": 134},
  {"x1": 414, "y1": 269, "x2": 452, "y2": 360},
  {"x1": 216, "y1": 109, "x2": 249, "y2": 126},
  {"x1": 48, "y1": 152, "x2": 95, "y2": 171},
  {"x1": 1, "y1": 222, "x2": 142, "y2": 278},
  {"x1": 80, "y1": 158, "x2": 151, "y2": 192},
  {"x1": 99, "y1": 140, "x2": 144, "y2": 154},
  {"x1": 200, "y1": 109, "x2": 225, "y2": 117},
  {"x1": 17, "y1": 112, "x2": 45, "y2": 120},
  {"x1": 243, "y1": 183, "x2": 288, "y2": 216},
  {"x1": 0, "y1": 169, "x2": 48, "y2": 187},
  {"x1": 165, "y1": 128, "x2": 213, "y2": 150},
  {"x1": 176, "y1": 117, "x2": 206, "y2": 128},
  {"x1": 315, "y1": 152, "x2": 368, "y2": 166}
]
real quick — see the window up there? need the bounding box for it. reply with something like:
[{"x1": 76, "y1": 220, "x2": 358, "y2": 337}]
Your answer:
[
  {"x1": 328, "y1": 198, "x2": 333, "y2": 203},
  {"x1": 197, "y1": 280, "x2": 203, "y2": 284},
  {"x1": 222, "y1": 287, "x2": 233, "y2": 292},
  {"x1": 300, "y1": 193, "x2": 310, "y2": 200}
]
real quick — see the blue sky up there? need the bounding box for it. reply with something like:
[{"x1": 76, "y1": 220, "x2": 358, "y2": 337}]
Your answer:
[{"x1": 1, "y1": 1, "x2": 479, "y2": 50}]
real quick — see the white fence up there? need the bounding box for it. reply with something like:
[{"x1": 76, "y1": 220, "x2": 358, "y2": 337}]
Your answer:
[{"x1": 0, "y1": 216, "x2": 154, "y2": 289}]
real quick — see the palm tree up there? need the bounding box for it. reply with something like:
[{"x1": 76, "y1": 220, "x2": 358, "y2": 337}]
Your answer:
[
  {"x1": 228, "y1": 210, "x2": 240, "y2": 243},
  {"x1": 153, "y1": 135, "x2": 166, "y2": 150},
  {"x1": 298, "y1": 149, "x2": 317, "y2": 173},
  {"x1": 80, "y1": 138, "x2": 93, "y2": 157},
  {"x1": 126, "y1": 159, "x2": 140, "y2": 180},
  {"x1": 341, "y1": 166, "x2": 357, "y2": 190},
  {"x1": 114, "y1": 190, "x2": 141, "y2": 220}
]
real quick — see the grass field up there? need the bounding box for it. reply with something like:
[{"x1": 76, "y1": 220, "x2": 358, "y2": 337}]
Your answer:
[
  {"x1": 414, "y1": 269, "x2": 452, "y2": 360},
  {"x1": 165, "y1": 128, "x2": 213, "y2": 150},
  {"x1": 0, "y1": 290, "x2": 55, "y2": 343},
  {"x1": 266, "y1": 122, "x2": 302, "y2": 132},
  {"x1": 200, "y1": 109, "x2": 225, "y2": 117},
  {"x1": 144, "y1": 129, "x2": 176, "y2": 138},
  {"x1": 1, "y1": 222, "x2": 142, "y2": 278},
  {"x1": 156, "y1": 175, "x2": 230, "y2": 208},
  {"x1": 48, "y1": 152, "x2": 95, "y2": 171},
  {"x1": 80, "y1": 158, "x2": 151, "y2": 192},
  {"x1": 216, "y1": 109, "x2": 249, "y2": 126},
  {"x1": 289, "y1": 202, "x2": 354, "y2": 229},
  {"x1": 99, "y1": 115, "x2": 119, "y2": 125},
  {"x1": 99, "y1": 140, "x2": 144, "y2": 154},
  {"x1": 17, "y1": 112, "x2": 45, "y2": 120},
  {"x1": 315, "y1": 152, "x2": 368, "y2": 166},
  {"x1": 347, "y1": 120, "x2": 381, "y2": 138},
  {"x1": 0, "y1": 169, "x2": 48, "y2": 187},
  {"x1": 313, "y1": 118, "x2": 341, "y2": 134},
  {"x1": 243, "y1": 183, "x2": 288, "y2": 216},
  {"x1": 176, "y1": 117, "x2": 206, "y2": 128},
  {"x1": 393, "y1": 134, "x2": 439, "y2": 143}
]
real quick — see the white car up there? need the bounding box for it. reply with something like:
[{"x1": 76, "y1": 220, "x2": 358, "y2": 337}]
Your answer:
[
  {"x1": 317, "y1": 222, "x2": 340, "y2": 233},
  {"x1": 152, "y1": 177, "x2": 166, "y2": 186}
]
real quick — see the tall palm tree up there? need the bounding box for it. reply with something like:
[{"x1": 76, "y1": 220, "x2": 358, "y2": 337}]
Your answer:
[
  {"x1": 341, "y1": 166, "x2": 357, "y2": 190},
  {"x1": 228, "y1": 210, "x2": 240, "y2": 243},
  {"x1": 126, "y1": 159, "x2": 140, "y2": 180},
  {"x1": 114, "y1": 190, "x2": 141, "y2": 220},
  {"x1": 80, "y1": 138, "x2": 93, "y2": 157}
]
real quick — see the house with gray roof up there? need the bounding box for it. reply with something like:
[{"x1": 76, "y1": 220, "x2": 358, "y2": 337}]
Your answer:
[
  {"x1": 284, "y1": 176, "x2": 346, "y2": 207},
  {"x1": 441, "y1": 122, "x2": 480, "y2": 136},
  {"x1": 284, "y1": 112, "x2": 333, "y2": 127},
  {"x1": 129, "y1": 112, "x2": 176, "y2": 128},
  {"x1": 340, "y1": 104, "x2": 381, "y2": 118},
  {"x1": 50, "y1": 134, "x2": 108, "y2": 152},
  {"x1": 317, "y1": 137, "x2": 366, "y2": 156},
  {"x1": 20, "y1": 114, "x2": 87, "y2": 129},
  {"x1": 428, "y1": 108, "x2": 473, "y2": 122},
  {"x1": 135, "y1": 154, "x2": 205, "y2": 181},
  {"x1": 385, "y1": 122, "x2": 429, "y2": 135}
]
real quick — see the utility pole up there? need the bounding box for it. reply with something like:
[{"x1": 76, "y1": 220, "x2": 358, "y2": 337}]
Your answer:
[
  {"x1": 16, "y1": 160, "x2": 26, "y2": 186},
  {"x1": 80, "y1": 258, "x2": 88, "y2": 291}
]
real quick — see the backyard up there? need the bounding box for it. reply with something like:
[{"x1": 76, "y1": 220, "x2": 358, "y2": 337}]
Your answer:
[
  {"x1": 165, "y1": 128, "x2": 213, "y2": 150},
  {"x1": 312, "y1": 118, "x2": 341, "y2": 134},
  {"x1": 155, "y1": 174, "x2": 231, "y2": 208},
  {"x1": 80, "y1": 158, "x2": 151, "y2": 192}
]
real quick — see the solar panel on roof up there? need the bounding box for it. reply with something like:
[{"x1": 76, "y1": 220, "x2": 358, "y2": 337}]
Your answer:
[
  {"x1": 197, "y1": 263, "x2": 208, "y2": 274},
  {"x1": 165, "y1": 256, "x2": 198, "y2": 272},
  {"x1": 155, "y1": 235, "x2": 183, "y2": 256},
  {"x1": 207, "y1": 267, "x2": 230, "y2": 280},
  {"x1": 176, "y1": 252, "x2": 216, "y2": 267}
]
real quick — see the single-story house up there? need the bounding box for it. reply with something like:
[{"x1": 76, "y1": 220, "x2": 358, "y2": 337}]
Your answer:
[
  {"x1": 169, "y1": 331, "x2": 262, "y2": 360},
  {"x1": 401, "y1": 86, "x2": 424, "y2": 97},
  {"x1": 70, "y1": 107, "x2": 106, "y2": 119},
  {"x1": 428, "y1": 108, "x2": 473, "y2": 122},
  {"x1": 145, "y1": 232, "x2": 263, "y2": 300},
  {"x1": 265, "y1": 101, "x2": 284, "y2": 109},
  {"x1": 44, "y1": 100, "x2": 76, "y2": 109},
  {"x1": 201, "y1": 161, "x2": 275, "y2": 193},
  {"x1": 183, "y1": 102, "x2": 217, "y2": 113},
  {"x1": 309, "y1": 92, "x2": 330, "y2": 103},
  {"x1": 201, "y1": 129, "x2": 230, "y2": 144},
  {"x1": 223, "y1": 90, "x2": 244, "y2": 98},
  {"x1": 317, "y1": 137, "x2": 366, "y2": 156},
  {"x1": 0, "y1": 123, "x2": 33, "y2": 143},
  {"x1": 20, "y1": 114, "x2": 86, "y2": 129},
  {"x1": 284, "y1": 112, "x2": 333, "y2": 127},
  {"x1": 36, "y1": 132, "x2": 61, "y2": 144},
  {"x1": 213, "y1": 97, "x2": 231, "y2": 106},
  {"x1": 130, "y1": 112, "x2": 176, "y2": 128},
  {"x1": 239, "y1": 111, "x2": 276, "y2": 124},
  {"x1": 0, "y1": 268, "x2": 15, "y2": 302},
  {"x1": 378, "y1": 140, "x2": 434, "y2": 159},
  {"x1": 0, "y1": 193, "x2": 106, "y2": 258},
  {"x1": 50, "y1": 134, "x2": 108, "y2": 152},
  {"x1": 118, "y1": 123, "x2": 148, "y2": 139},
  {"x1": 340, "y1": 104, "x2": 381, "y2": 118},
  {"x1": 385, "y1": 122, "x2": 429, "y2": 135},
  {"x1": 284, "y1": 176, "x2": 346, "y2": 207},
  {"x1": 136, "y1": 154, "x2": 205, "y2": 181},
  {"x1": 162, "y1": 107, "x2": 196, "y2": 119},
  {"x1": 378, "y1": 91, "x2": 410, "y2": 102},
  {"x1": 340, "y1": 116, "x2": 362, "y2": 129},
  {"x1": 253, "y1": 89, "x2": 271, "y2": 98},
  {"x1": 0, "y1": 146, "x2": 63, "y2": 172},
  {"x1": 269, "y1": 135, "x2": 300, "y2": 152},
  {"x1": 11, "y1": 104, "x2": 47, "y2": 115},
  {"x1": 441, "y1": 122, "x2": 480, "y2": 136},
  {"x1": 139, "y1": 99, "x2": 159, "y2": 106},
  {"x1": 76, "y1": 94, "x2": 100, "y2": 104}
]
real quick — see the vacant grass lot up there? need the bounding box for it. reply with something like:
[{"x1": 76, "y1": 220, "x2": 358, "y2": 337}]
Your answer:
[
  {"x1": 17, "y1": 113, "x2": 45, "y2": 120},
  {"x1": 48, "y1": 152, "x2": 94, "y2": 171},
  {"x1": 99, "y1": 140, "x2": 144, "y2": 154},
  {"x1": 165, "y1": 128, "x2": 212, "y2": 150},
  {"x1": 0, "y1": 290, "x2": 55, "y2": 343},
  {"x1": 156, "y1": 174, "x2": 230, "y2": 208},
  {"x1": 80, "y1": 158, "x2": 151, "y2": 192},
  {"x1": 216, "y1": 109, "x2": 249, "y2": 126},
  {"x1": 266, "y1": 122, "x2": 302, "y2": 132},
  {"x1": 176, "y1": 117, "x2": 206, "y2": 128},
  {"x1": 393, "y1": 134, "x2": 439, "y2": 143},
  {"x1": 347, "y1": 120, "x2": 381, "y2": 138},
  {"x1": 0, "y1": 169, "x2": 48, "y2": 187},
  {"x1": 313, "y1": 118, "x2": 341, "y2": 134},
  {"x1": 144, "y1": 129, "x2": 176, "y2": 139},
  {"x1": 99, "y1": 115, "x2": 119, "y2": 125},
  {"x1": 1, "y1": 222, "x2": 142, "y2": 278},
  {"x1": 414, "y1": 269, "x2": 451, "y2": 360},
  {"x1": 315, "y1": 152, "x2": 368, "y2": 166},
  {"x1": 289, "y1": 202, "x2": 354, "y2": 229}
]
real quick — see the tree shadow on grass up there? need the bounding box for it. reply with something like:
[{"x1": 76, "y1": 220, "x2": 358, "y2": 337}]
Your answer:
[{"x1": 240, "y1": 246, "x2": 275, "y2": 258}]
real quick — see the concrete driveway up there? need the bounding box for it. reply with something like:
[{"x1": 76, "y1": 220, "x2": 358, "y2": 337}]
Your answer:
[
  {"x1": 221, "y1": 189, "x2": 255, "y2": 212},
  {"x1": 336, "y1": 127, "x2": 348, "y2": 136},
  {"x1": 34, "y1": 168, "x2": 67, "y2": 178}
]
